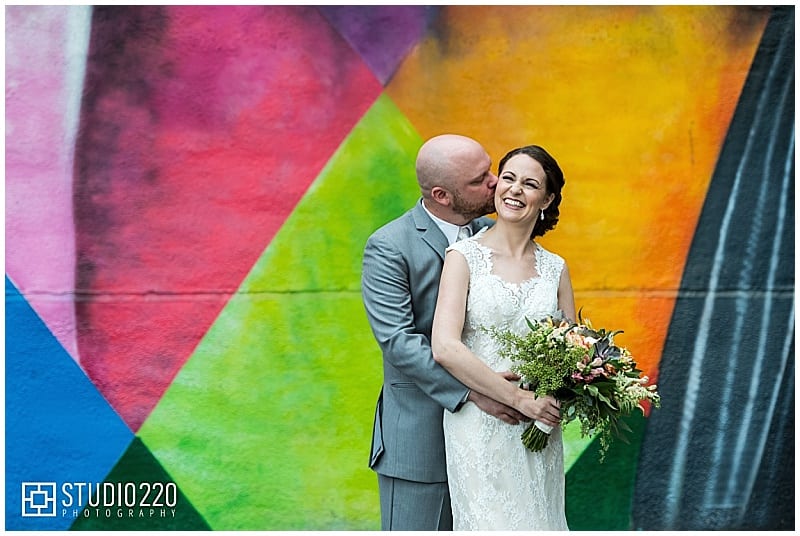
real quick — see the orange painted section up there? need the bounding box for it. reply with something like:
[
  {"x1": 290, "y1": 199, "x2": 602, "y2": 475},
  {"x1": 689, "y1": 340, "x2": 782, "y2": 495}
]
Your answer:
[{"x1": 387, "y1": 5, "x2": 769, "y2": 379}]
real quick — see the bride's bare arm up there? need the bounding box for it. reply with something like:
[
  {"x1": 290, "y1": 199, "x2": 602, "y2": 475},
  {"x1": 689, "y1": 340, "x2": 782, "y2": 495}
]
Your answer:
[
  {"x1": 431, "y1": 250, "x2": 560, "y2": 426},
  {"x1": 558, "y1": 262, "x2": 576, "y2": 322}
]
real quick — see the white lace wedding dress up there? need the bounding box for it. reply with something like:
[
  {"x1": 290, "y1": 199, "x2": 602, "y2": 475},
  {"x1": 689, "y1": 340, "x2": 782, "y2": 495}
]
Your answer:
[{"x1": 443, "y1": 228, "x2": 569, "y2": 531}]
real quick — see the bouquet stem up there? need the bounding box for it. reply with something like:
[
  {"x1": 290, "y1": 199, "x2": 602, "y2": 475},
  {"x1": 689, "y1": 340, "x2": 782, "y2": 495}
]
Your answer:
[{"x1": 521, "y1": 421, "x2": 553, "y2": 452}]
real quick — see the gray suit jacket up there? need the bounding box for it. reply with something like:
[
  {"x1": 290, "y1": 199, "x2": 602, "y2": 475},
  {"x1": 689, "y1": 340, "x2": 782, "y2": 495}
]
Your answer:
[{"x1": 362, "y1": 200, "x2": 493, "y2": 483}]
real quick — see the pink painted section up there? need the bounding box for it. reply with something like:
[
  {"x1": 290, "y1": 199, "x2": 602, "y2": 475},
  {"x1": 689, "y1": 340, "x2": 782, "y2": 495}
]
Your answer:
[
  {"x1": 5, "y1": 6, "x2": 89, "y2": 360},
  {"x1": 73, "y1": 5, "x2": 382, "y2": 430}
]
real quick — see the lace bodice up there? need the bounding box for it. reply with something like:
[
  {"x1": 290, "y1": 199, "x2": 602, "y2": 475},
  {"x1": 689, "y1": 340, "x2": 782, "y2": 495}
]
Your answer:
[
  {"x1": 447, "y1": 227, "x2": 564, "y2": 371},
  {"x1": 442, "y1": 227, "x2": 568, "y2": 531}
]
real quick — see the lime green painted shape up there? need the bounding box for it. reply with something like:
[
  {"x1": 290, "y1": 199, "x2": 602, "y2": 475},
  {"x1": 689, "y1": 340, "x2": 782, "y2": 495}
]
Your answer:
[
  {"x1": 146, "y1": 294, "x2": 384, "y2": 530},
  {"x1": 565, "y1": 412, "x2": 647, "y2": 530},
  {"x1": 139, "y1": 94, "x2": 422, "y2": 530},
  {"x1": 70, "y1": 438, "x2": 210, "y2": 531}
]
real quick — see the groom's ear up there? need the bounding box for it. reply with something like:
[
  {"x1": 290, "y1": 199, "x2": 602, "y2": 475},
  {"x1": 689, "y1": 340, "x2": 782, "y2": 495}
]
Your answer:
[{"x1": 430, "y1": 186, "x2": 451, "y2": 207}]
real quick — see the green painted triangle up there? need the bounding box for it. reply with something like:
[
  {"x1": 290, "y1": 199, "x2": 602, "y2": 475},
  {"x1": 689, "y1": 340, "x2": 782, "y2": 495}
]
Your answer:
[
  {"x1": 69, "y1": 437, "x2": 211, "y2": 531},
  {"x1": 139, "y1": 94, "x2": 422, "y2": 530},
  {"x1": 565, "y1": 411, "x2": 647, "y2": 530}
]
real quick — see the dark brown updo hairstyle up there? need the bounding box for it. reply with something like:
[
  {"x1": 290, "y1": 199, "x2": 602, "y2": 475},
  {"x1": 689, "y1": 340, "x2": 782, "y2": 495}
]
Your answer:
[{"x1": 497, "y1": 145, "x2": 565, "y2": 238}]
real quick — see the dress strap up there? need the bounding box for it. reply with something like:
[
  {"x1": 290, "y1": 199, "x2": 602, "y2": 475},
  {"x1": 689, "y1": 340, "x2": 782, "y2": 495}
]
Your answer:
[
  {"x1": 533, "y1": 243, "x2": 565, "y2": 283},
  {"x1": 446, "y1": 228, "x2": 492, "y2": 277}
]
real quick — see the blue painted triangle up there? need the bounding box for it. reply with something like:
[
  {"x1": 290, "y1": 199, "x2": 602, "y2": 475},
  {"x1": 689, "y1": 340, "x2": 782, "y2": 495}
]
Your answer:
[{"x1": 5, "y1": 276, "x2": 134, "y2": 530}]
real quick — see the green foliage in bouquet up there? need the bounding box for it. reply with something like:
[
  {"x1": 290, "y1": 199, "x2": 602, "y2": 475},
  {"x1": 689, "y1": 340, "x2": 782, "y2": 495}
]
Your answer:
[{"x1": 489, "y1": 310, "x2": 660, "y2": 462}]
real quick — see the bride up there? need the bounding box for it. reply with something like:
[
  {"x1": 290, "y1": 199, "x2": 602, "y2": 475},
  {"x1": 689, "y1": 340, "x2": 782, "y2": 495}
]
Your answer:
[{"x1": 432, "y1": 145, "x2": 575, "y2": 530}]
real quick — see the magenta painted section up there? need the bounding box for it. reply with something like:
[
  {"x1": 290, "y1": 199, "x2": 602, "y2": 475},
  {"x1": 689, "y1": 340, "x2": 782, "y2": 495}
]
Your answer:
[
  {"x1": 72, "y1": 5, "x2": 382, "y2": 431},
  {"x1": 318, "y1": 5, "x2": 437, "y2": 84},
  {"x1": 5, "y1": 5, "x2": 91, "y2": 360}
]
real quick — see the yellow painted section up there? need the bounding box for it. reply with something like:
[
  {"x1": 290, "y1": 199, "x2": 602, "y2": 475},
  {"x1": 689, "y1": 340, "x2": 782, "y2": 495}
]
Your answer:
[{"x1": 387, "y1": 5, "x2": 769, "y2": 379}]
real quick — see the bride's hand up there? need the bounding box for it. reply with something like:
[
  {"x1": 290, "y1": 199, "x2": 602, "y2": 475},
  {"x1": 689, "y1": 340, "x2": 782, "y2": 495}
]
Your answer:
[
  {"x1": 517, "y1": 393, "x2": 561, "y2": 428},
  {"x1": 468, "y1": 390, "x2": 529, "y2": 425}
]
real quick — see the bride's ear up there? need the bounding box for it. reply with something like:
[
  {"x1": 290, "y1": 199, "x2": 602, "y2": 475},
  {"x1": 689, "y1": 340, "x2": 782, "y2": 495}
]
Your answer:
[{"x1": 543, "y1": 193, "x2": 555, "y2": 210}]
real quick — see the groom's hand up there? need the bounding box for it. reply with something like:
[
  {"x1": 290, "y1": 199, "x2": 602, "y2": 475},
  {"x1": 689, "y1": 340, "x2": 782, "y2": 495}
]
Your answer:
[
  {"x1": 497, "y1": 370, "x2": 521, "y2": 383},
  {"x1": 468, "y1": 375, "x2": 530, "y2": 425}
]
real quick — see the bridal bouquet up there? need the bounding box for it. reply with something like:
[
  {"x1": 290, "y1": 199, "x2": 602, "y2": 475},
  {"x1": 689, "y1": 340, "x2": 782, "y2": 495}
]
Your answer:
[{"x1": 489, "y1": 311, "x2": 660, "y2": 461}]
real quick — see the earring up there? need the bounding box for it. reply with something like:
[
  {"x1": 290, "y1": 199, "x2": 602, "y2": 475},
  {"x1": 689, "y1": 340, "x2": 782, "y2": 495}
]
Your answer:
[{"x1": 540, "y1": 209, "x2": 545, "y2": 221}]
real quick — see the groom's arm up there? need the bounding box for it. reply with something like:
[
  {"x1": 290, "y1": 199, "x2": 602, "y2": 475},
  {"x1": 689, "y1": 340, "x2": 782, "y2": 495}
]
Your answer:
[
  {"x1": 362, "y1": 231, "x2": 527, "y2": 425},
  {"x1": 362, "y1": 231, "x2": 470, "y2": 412}
]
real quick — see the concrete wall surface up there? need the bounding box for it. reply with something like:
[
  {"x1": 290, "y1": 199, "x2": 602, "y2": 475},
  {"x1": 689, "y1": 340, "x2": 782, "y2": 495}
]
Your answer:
[{"x1": 5, "y1": 5, "x2": 794, "y2": 531}]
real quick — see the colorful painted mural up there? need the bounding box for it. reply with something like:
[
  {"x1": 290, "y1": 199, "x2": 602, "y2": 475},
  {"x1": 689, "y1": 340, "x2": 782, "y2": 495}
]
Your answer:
[{"x1": 5, "y1": 4, "x2": 793, "y2": 531}]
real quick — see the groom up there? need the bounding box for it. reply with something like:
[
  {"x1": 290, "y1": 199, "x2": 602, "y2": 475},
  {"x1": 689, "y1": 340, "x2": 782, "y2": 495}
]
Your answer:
[{"x1": 361, "y1": 134, "x2": 527, "y2": 530}]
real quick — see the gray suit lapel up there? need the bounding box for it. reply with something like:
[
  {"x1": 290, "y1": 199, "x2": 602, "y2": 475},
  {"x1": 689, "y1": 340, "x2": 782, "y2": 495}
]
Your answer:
[{"x1": 412, "y1": 202, "x2": 449, "y2": 261}]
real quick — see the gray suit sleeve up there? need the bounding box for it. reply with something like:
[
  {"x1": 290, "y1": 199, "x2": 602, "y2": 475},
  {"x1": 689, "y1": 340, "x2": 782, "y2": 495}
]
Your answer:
[{"x1": 362, "y1": 233, "x2": 469, "y2": 412}]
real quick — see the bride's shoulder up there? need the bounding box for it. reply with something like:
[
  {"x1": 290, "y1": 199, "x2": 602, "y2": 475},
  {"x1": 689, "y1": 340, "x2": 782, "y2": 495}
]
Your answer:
[
  {"x1": 447, "y1": 232, "x2": 490, "y2": 274},
  {"x1": 447, "y1": 237, "x2": 478, "y2": 257},
  {"x1": 534, "y1": 242, "x2": 566, "y2": 270}
]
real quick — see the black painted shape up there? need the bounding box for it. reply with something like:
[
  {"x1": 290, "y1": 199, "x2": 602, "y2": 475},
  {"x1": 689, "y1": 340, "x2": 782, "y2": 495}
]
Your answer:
[
  {"x1": 70, "y1": 437, "x2": 211, "y2": 531},
  {"x1": 633, "y1": 6, "x2": 794, "y2": 531}
]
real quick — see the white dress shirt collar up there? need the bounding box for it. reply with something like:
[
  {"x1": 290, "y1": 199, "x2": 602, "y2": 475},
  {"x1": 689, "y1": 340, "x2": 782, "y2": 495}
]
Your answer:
[{"x1": 420, "y1": 199, "x2": 469, "y2": 246}]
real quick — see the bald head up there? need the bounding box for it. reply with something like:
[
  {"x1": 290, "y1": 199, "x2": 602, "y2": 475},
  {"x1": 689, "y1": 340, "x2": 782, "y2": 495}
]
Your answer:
[
  {"x1": 414, "y1": 134, "x2": 496, "y2": 224},
  {"x1": 416, "y1": 134, "x2": 486, "y2": 198}
]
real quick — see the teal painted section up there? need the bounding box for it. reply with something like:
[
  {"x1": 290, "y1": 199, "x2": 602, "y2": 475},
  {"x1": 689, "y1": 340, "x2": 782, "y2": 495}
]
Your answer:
[
  {"x1": 70, "y1": 438, "x2": 210, "y2": 530},
  {"x1": 565, "y1": 412, "x2": 646, "y2": 530}
]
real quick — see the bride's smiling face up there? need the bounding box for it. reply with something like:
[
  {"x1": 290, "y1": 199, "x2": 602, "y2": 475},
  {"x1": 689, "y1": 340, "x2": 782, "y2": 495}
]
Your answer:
[{"x1": 495, "y1": 154, "x2": 555, "y2": 224}]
